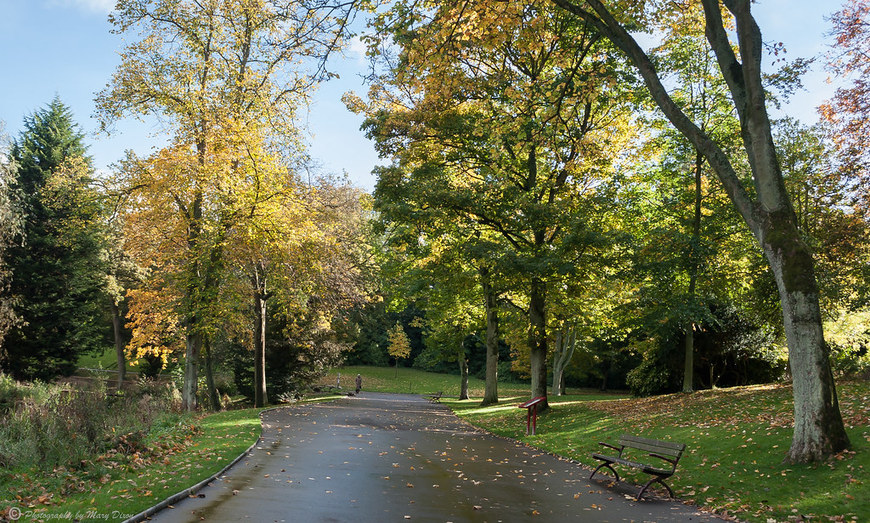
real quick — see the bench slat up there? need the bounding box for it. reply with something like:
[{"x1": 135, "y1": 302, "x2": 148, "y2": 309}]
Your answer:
[{"x1": 618, "y1": 435, "x2": 684, "y2": 457}]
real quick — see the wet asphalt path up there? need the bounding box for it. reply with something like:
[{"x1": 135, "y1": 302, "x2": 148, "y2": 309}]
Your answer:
[{"x1": 149, "y1": 392, "x2": 723, "y2": 522}]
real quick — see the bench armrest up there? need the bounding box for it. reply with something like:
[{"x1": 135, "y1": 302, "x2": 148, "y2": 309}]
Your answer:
[
  {"x1": 648, "y1": 453, "x2": 679, "y2": 467},
  {"x1": 598, "y1": 442, "x2": 622, "y2": 452}
]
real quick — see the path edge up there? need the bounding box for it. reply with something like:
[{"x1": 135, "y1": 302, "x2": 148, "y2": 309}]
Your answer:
[{"x1": 122, "y1": 406, "x2": 287, "y2": 523}]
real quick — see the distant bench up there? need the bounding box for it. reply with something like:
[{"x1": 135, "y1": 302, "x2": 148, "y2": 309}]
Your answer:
[
  {"x1": 590, "y1": 434, "x2": 685, "y2": 500},
  {"x1": 426, "y1": 391, "x2": 443, "y2": 403}
]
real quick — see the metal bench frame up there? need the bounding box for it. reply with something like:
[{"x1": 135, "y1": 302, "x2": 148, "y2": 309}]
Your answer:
[{"x1": 590, "y1": 434, "x2": 685, "y2": 500}]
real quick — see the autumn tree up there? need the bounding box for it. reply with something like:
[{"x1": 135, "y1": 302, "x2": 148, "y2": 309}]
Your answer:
[
  {"x1": 822, "y1": 0, "x2": 870, "y2": 190},
  {"x1": 226, "y1": 177, "x2": 370, "y2": 407},
  {"x1": 98, "y1": 0, "x2": 361, "y2": 410},
  {"x1": 372, "y1": 158, "x2": 508, "y2": 404},
  {"x1": 547, "y1": 0, "x2": 849, "y2": 462},
  {"x1": 387, "y1": 322, "x2": 411, "y2": 377},
  {"x1": 4, "y1": 99, "x2": 108, "y2": 381},
  {"x1": 359, "y1": 0, "x2": 633, "y2": 409}
]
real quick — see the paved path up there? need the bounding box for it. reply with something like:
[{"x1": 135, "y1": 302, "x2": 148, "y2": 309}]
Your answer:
[{"x1": 150, "y1": 393, "x2": 723, "y2": 522}]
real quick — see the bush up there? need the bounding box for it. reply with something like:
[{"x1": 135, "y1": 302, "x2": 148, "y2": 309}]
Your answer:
[{"x1": 0, "y1": 374, "x2": 182, "y2": 470}]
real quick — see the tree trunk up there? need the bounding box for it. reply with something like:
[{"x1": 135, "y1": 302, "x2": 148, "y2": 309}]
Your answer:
[
  {"x1": 682, "y1": 329, "x2": 695, "y2": 393},
  {"x1": 552, "y1": 325, "x2": 576, "y2": 396},
  {"x1": 254, "y1": 289, "x2": 268, "y2": 408},
  {"x1": 204, "y1": 338, "x2": 221, "y2": 410},
  {"x1": 481, "y1": 267, "x2": 500, "y2": 406},
  {"x1": 683, "y1": 151, "x2": 703, "y2": 393},
  {"x1": 761, "y1": 223, "x2": 850, "y2": 462},
  {"x1": 110, "y1": 301, "x2": 126, "y2": 391},
  {"x1": 182, "y1": 330, "x2": 200, "y2": 412},
  {"x1": 459, "y1": 354, "x2": 469, "y2": 400},
  {"x1": 528, "y1": 277, "x2": 549, "y2": 409}
]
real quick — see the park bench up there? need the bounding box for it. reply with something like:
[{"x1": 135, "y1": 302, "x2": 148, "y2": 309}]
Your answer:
[
  {"x1": 590, "y1": 434, "x2": 685, "y2": 501},
  {"x1": 427, "y1": 391, "x2": 443, "y2": 403}
]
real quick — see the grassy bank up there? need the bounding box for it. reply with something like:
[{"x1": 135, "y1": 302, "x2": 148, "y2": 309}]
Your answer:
[
  {"x1": 1, "y1": 407, "x2": 263, "y2": 522},
  {"x1": 447, "y1": 381, "x2": 869, "y2": 523}
]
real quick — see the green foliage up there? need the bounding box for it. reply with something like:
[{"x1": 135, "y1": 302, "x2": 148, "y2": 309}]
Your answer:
[
  {"x1": 0, "y1": 129, "x2": 21, "y2": 348},
  {"x1": 3, "y1": 99, "x2": 109, "y2": 381},
  {"x1": 624, "y1": 303, "x2": 784, "y2": 396}
]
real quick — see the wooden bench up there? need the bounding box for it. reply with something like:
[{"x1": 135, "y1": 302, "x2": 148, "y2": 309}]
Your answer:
[
  {"x1": 426, "y1": 391, "x2": 443, "y2": 403},
  {"x1": 590, "y1": 434, "x2": 685, "y2": 500}
]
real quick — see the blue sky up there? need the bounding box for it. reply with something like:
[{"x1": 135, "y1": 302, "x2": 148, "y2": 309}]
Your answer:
[{"x1": 0, "y1": 0, "x2": 843, "y2": 193}]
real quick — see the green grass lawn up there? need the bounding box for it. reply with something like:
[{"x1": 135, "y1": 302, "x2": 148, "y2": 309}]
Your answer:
[
  {"x1": 317, "y1": 364, "x2": 543, "y2": 397},
  {"x1": 76, "y1": 349, "x2": 140, "y2": 372},
  {"x1": 447, "y1": 380, "x2": 869, "y2": 523}
]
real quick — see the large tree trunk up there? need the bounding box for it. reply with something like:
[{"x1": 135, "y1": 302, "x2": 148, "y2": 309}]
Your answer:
[
  {"x1": 480, "y1": 267, "x2": 500, "y2": 406},
  {"x1": 550, "y1": 0, "x2": 849, "y2": 462},
  {"x1": 528, "y1": 277, "x2": 549, "y2": 409},
  {"x1": 182, "y1": 330, "x2": 200, "y2": 411},
  {"x1": 762, "y1": 222, "x2": 849, "y2": 462},
  {"x1": 110, "y1": 301, "x2": 126, "y2": 392},
  {"x1": 204, "y1": 338, "x2": 222, "y2": 410}
]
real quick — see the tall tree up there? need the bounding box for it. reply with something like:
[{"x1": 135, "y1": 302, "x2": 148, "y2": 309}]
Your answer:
[
  {"x1": 98, "y1": 0, "x2": 359, "y2": 410},
  {"x1": 371, "y1": 160, "x2": 507, "y2": 404},
  {"x1": 822, "y1": 0, "x2": 870, "y2": 192},
  {"x1": 548, "y1": 0, "x2": 849, "y2": 462},
  {"x1": 4, "y1": 99, "x2": 107, "y2": 381},
  {"x1": 0, "y1": 125, "x2": 22, "y2": 355},
  {"x1": 359, "y1": 0, "x2": 632, "y2": 408}
]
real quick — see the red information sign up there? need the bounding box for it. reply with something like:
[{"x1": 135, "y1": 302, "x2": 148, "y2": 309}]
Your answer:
[{"x1": 517, "y1": 396, "x2": 546, "y2": 435}]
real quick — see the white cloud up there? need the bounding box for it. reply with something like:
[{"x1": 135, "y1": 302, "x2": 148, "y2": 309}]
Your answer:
[
  {"x1": 347, "y1": 36, "x2": 367, "y2": 63},
  {"x1": 49, "y1": 0, "x2": 115, "y2": 15}
]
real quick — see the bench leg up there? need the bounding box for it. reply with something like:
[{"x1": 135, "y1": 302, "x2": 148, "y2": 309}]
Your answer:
[
  {"x1": 636, "y1": 476, "x2": 673, "y2": 501},
  {"x1": 590, "y1": 462, "x2": 620, "y2": 482}
]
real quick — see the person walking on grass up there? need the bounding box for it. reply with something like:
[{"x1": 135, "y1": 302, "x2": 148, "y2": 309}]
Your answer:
[{"x1": 355, "y1": 374, "x2": 362, "y2": 395}]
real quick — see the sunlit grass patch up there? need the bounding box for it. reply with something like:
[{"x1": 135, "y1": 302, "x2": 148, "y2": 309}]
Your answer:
[{"x1": 449, "y1": 380, "x2": 870, "y2": 523}]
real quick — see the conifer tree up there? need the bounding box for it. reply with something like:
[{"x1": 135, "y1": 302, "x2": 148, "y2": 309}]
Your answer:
[{"x1": 4, "y1": 98, "x2": 107, "y2": 381}]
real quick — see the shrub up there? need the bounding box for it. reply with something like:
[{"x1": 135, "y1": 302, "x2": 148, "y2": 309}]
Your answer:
[{"x1": 0, "y1": 375, "x2": 182, "y2": 470}]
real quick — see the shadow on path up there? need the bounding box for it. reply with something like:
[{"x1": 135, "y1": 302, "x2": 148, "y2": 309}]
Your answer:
[{"x1": 149, "y1": 392, "x2": 724, "y2": 522}]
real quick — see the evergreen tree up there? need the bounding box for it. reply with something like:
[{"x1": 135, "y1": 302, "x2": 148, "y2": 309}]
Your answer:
[{"x1": 4, "y1": 98, "x2": 107, "y2": 381}]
